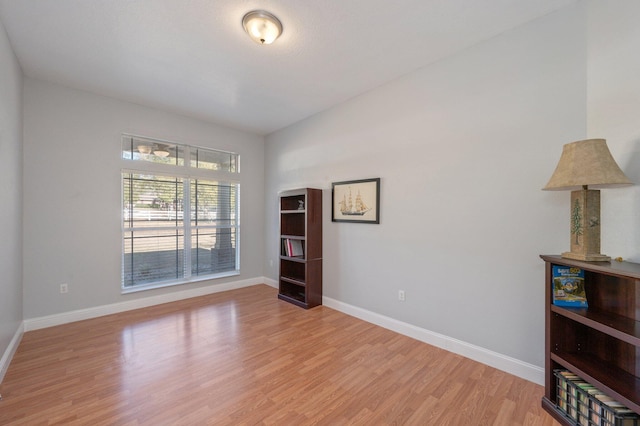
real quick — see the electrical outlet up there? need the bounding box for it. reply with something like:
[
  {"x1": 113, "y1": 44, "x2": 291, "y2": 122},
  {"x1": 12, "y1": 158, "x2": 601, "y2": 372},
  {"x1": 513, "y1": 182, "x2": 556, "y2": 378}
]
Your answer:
[
  {"x1": 60, "y1": 283, "x2": 68, "y2": 294},
  {"x1": 398, "y1": 290, "x2": 405, "y2": 301}
]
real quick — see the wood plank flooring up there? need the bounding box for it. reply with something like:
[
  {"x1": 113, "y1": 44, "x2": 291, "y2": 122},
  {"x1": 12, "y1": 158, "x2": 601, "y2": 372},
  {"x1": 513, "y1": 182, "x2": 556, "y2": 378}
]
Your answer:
[{"x1": 0, "y1": 285, "x2": 558, "y2": 425}]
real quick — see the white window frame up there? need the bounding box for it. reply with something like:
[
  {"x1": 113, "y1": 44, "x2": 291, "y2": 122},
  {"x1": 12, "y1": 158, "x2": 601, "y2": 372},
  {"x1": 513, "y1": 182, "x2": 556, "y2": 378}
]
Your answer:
[{"x1": 121, "y1": 134, "x2": 240, "y2": 293}]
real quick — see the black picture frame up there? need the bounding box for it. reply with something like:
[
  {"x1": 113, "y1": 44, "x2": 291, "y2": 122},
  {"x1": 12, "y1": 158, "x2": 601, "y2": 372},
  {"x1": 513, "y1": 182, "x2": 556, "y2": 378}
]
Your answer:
[{"x1": 332, "y1": 178, "x2": 380, "y2": 223}]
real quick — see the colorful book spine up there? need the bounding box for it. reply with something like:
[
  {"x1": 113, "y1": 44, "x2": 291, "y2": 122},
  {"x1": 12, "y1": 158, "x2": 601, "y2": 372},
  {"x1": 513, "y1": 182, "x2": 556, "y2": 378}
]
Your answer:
[{"x1": 282, "y1": 238, "x2": 304, "y2": 257}]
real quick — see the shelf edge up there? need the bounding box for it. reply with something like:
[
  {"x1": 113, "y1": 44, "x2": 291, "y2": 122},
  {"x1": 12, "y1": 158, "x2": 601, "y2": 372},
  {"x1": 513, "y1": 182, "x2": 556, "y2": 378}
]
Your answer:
[
  {"x1": 541, "y1": 397, "x2": 574, "y2": 426},
  {"x1": 551, "y1": 305, "x2": 640, "y2": 346}
]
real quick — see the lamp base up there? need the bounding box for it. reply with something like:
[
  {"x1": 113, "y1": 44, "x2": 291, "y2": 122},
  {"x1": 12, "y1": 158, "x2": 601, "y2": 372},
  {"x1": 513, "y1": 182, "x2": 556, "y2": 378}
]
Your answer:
[
  {"x1": 564, "y1": 189, "x2": 610, "y2": 262},
  {"x1": 561, "y1": 251, "x2": 610, "y2": 262}
]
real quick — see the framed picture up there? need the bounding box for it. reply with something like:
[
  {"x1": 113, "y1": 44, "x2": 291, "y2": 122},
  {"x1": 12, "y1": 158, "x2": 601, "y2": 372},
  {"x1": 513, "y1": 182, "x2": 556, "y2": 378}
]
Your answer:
[{"x1": 332, "y1": 178, "x2": 380, "y2": 223}]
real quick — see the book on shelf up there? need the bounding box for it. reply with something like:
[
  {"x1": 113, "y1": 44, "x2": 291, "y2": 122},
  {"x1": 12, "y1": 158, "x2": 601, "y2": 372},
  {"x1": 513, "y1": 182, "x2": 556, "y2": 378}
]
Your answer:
[
  {"x1": 283, "y1": 238, "x2": 304, "y2": 257},
  {"x1": 552, "y1": 265, "x2": 587, "y2": 307}
]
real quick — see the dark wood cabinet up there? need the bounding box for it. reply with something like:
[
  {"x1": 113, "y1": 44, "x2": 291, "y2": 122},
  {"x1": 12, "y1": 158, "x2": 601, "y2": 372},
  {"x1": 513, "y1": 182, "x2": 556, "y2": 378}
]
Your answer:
[
  {"x1": 278, "y1": 188, "x2": 322, "y2": 308},
  {"x1": 541, "y1": 255, "x2": 640, "y2": 425}
]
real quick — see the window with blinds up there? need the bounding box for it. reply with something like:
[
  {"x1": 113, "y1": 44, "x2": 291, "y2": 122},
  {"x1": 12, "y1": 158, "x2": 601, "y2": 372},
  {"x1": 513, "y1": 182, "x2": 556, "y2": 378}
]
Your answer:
[{"x1": 121, "y1": 135, "x2": 239, "y2": 291}]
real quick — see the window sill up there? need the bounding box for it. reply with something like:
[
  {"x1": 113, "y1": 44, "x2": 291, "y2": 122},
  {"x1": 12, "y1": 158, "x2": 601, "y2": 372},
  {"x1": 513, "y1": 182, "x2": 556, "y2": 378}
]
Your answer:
[{"x1": 121, "y1": 270, "x2": 240, "y2": 294}]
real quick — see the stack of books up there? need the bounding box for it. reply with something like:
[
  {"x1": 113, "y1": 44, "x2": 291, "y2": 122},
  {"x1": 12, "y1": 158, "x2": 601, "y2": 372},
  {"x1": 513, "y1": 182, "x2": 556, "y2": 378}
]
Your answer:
[
  {"x1": 555, "y1": 370, "x2": 639, "y2": 425},
  {"x1": 282, "y1": 238, "x2": 303, "y2": 257}
]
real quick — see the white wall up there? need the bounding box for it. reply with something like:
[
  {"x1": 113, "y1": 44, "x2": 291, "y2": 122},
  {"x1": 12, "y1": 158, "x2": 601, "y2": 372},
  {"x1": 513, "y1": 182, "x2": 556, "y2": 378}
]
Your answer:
[
  {"x1": 0, "y1": 17, "x2": 23, "y2": 378},
  {"x1": 22, "y1": 78, "x2": 265, "y2": 319},
  {"x1": 265, "y1": 4, "x2": 586, "y2": 369},
  {"x1": 587, "y1": 0, "x2": 640, "y2": 261}
]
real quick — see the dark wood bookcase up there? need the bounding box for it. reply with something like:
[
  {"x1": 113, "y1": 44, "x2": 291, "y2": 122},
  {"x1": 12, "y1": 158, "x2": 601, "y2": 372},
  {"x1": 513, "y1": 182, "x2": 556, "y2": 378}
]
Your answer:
[
  {"x1": 541, "y1": 255, "x2": 640, "y2": 424},
  {"x1": 278, "y1": 188, "x2": 322, "y2": 308}
]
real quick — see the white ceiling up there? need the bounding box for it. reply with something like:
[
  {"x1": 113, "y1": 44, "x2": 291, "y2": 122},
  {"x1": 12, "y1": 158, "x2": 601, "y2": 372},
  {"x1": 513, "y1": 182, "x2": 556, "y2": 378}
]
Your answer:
[{"x1": 0, "y1": 0, "x2": 576, "y2": 135}]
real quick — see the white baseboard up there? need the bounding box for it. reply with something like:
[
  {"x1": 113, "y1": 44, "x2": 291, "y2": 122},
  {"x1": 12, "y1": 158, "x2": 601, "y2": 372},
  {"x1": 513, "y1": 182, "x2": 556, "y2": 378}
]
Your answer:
[
  {"x1": 24, "y1": 277, "x2": 267, "y2": 332},
  {"x1": 322, "y1": 296, "x2": 544, "y2": 386},
  {"x1": 0, "y1": 322, "x2": 24, "y2": 383},
  {"x1": 263, "y1": 277, "x2": 278, "y2": 288}
]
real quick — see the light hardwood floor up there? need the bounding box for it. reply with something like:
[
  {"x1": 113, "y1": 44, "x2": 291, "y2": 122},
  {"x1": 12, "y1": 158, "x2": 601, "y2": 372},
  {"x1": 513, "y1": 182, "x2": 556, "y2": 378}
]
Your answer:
[{"x1": 0, "y1": 285, "x2": 558, "y2": 425}]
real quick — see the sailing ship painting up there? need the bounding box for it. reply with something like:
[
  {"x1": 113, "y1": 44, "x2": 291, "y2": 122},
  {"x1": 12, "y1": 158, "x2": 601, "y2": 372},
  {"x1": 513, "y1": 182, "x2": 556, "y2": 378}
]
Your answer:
[
  {"x1": 339, "y1": 188, "x2": 371, "y2": 216},
  {"x1": 332, "y1": 178, "x2": 380, "y2": 223}
]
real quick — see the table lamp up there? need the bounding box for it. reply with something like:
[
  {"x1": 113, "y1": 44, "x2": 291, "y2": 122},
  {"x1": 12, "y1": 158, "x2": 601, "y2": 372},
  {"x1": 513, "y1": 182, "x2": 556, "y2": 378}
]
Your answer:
[{"x1": 543, "y1": 138, "x2": 632, "y2": 261}]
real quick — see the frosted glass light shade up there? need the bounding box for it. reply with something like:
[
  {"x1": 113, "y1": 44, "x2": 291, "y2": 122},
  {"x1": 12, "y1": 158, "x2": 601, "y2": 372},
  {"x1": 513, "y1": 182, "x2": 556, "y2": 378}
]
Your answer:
[
  {"x1": 137, "y1": 144, "x2": 152, "y2": 155},
  {"x1": 242, "y1": 10, "x2": 282, "y2": 45}
]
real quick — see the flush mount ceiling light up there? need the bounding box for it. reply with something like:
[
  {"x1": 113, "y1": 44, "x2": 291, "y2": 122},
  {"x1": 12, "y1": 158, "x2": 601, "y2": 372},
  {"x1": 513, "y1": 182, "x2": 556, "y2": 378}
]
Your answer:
[
  {"x1": 137, "y1": 144, "x2": 152, "y2": 155},
  {"x1": 137, "y1": 143, "x2": 170, "y2": 157},
  {"x1": 153, "y1": 145, "x2": 170, "y2": 157},
  {"x1": 242, "y1": 10, "x2": 282, "y2": 45}
]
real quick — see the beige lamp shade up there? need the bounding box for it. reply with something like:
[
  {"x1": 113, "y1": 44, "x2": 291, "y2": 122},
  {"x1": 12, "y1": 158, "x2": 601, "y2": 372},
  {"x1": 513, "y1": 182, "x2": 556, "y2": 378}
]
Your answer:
[{"x1": 543, "y1": 139, "x2": 632, "y2": 190}]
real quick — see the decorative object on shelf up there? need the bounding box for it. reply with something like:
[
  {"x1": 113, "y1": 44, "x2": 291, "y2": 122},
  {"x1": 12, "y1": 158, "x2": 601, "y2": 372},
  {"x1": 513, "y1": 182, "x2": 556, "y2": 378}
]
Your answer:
[
  {"x1": 551, "y1": 265, "x2": 586, "y2": 307},
  {"x1": 332, "y1": 178, "x2": 380, "y2": 223},
  {"x1": 543, "y1": 139, "x2": 632, "y2": 262},
  {"x1": 242, "y1": 10, "x2": 282, "y2": 45},
  {"x1": 298, "y1": 200, "x2": 304, "y2": 210}
]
